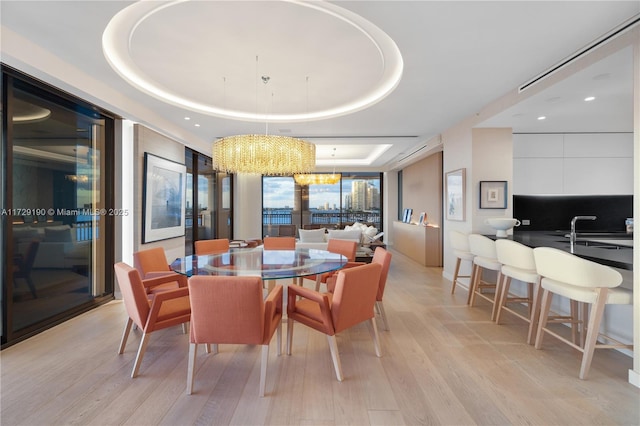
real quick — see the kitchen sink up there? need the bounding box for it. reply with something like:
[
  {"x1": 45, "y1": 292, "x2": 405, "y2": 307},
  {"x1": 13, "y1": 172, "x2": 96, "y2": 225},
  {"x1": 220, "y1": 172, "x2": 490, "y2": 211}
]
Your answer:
[{"x1": 555, "y1": 240, "x2": 630, "y2": 250}]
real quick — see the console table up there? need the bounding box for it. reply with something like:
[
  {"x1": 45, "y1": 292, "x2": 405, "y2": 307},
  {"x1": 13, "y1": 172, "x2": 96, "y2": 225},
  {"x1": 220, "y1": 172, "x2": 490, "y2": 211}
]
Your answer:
[{"x1": 392, "y1": 221, "x2": 442, "y2": 266}]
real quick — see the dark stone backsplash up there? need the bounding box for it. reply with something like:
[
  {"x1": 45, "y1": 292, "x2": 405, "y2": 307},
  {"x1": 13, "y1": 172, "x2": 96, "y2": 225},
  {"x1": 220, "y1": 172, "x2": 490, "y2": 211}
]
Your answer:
[{"x1": 513, "y1": 195, "x2": 633, "y2": 232}]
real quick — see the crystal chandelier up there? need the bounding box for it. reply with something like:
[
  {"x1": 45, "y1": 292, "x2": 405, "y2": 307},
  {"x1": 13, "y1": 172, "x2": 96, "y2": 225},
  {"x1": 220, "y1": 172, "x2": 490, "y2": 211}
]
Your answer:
[
  {"x1": 212, "y1": 75, "x2": 316, "y2": 175},
  {"x1": 293, "y1": 172, "x2": 341, "y2": 186},
  {"x1": 213, "y1": 134, "x2": 315, "y2": 175},
  {"x1": 294, "y1": 147, "x2": 341, "y2": 185}
]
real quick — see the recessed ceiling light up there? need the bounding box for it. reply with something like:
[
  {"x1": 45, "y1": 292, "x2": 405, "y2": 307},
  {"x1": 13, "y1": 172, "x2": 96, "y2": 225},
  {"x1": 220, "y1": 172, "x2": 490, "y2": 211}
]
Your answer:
[
  {"x1": 584, "y1": 96, "x2": 596, "y2": 102},
  {"x1": 537, "y1": 116, "x2": 546, "y2": 120},
  {"x1": 195, "y1": 123, "x2": 200, "y2": 127},
  {"x1": 184, "y1": 117, "x2": 191, "y2": 120}
]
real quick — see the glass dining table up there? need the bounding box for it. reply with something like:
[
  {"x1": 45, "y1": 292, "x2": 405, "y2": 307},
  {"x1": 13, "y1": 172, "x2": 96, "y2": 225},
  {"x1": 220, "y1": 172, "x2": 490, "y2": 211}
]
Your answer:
[{"x1": 169, "y1": 247, "x2": 347, "y2": 282}]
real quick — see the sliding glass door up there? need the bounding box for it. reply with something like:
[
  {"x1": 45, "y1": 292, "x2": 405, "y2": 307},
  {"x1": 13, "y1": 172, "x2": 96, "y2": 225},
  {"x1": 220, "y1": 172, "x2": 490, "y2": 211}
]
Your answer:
[{"x1": 2, "y1": 67, "x2": 115, "y2": 347}]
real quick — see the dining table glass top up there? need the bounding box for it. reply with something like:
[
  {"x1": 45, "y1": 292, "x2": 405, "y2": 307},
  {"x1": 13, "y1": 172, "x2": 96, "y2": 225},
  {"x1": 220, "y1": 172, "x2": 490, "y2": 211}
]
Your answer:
[{"x1": 169, "y1": 247, "x2": 347, "y2": 280}]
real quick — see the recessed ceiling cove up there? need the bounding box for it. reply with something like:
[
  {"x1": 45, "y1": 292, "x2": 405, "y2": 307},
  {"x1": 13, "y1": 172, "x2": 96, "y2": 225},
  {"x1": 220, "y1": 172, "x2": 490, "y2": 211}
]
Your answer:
[{"x1": 102, "y1": 0, "x2": 403, "y2": 123}]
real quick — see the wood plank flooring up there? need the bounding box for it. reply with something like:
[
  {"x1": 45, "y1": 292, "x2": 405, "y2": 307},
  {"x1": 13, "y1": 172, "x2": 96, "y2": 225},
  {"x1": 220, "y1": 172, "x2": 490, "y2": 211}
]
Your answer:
[{"x1": 2, "y1": 249, "x2": 639, "y2": 425}]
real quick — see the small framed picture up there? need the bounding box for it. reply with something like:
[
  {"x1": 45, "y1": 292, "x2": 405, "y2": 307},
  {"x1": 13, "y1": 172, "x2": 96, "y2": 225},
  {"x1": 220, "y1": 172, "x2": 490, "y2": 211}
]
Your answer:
[
  {"x1": 479, "y1": 181, "x2": 508, "y2": 209},
  {"x1": 418, "y1": 212, "x2": 427, "y2": 226}
]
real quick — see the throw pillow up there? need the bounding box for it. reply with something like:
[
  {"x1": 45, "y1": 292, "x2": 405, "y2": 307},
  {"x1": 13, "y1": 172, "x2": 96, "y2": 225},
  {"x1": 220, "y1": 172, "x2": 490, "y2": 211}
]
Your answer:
[
  {"x1": 327, "y1": 229, "x2": 362, "y2": 243},
  {"x1": 298, "y1": 228, "x2": 326, "y2": 243}
]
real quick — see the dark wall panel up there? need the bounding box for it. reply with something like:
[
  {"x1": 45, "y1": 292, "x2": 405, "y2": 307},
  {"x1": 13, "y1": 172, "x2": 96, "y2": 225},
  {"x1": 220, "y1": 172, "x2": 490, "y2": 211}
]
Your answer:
[{"x1": 514, "y1": 195, "x2": 633, "y2": 232}]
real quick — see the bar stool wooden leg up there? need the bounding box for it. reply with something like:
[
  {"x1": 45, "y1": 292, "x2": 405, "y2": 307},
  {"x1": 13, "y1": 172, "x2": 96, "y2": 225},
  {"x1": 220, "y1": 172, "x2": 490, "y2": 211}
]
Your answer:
[
  {"x1": 494, "y1": 275, "x2": 510, "y2": 324},
  {"x1": 490, "y1": 272, "x2": 505, "y2": 321},
  {"x1": 467, "y1": 264, "x2": 480, "y2": 305},
  {"x1": 579, "y1": 290, "x2": 607, "y2": 379},
  {"x1": 527, "y1": 278, "x2": 543, "y2": 344},
  {"x1": 451, "y1": 257, "x2": 462, "y2": 294}
]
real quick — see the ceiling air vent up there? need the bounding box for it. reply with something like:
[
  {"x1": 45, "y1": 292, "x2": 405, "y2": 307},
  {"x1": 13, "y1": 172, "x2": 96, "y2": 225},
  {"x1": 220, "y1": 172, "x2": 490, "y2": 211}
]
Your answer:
[{"x1": 519, "y1": 15, "x2": 639, "y2": 93}]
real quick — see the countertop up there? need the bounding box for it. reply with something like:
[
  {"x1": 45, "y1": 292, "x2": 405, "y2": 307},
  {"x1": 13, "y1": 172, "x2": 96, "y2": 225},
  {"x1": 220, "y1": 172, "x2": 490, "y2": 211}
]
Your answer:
[{"x1": 493, "y1": 230, "x2": 633, "y2": 271}]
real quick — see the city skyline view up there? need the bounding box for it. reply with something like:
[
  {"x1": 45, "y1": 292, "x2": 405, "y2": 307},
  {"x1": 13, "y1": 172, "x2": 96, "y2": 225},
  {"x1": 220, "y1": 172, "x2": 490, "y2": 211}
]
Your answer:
[{"x1": 263, "y1": 176, "x2": 380, "y2": 210}]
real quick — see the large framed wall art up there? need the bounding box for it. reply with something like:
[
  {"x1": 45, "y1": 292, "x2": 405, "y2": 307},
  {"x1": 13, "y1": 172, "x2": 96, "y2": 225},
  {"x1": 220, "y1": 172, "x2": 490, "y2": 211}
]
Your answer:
[
  {"x1": 445, "y1": 168, "x2": 466, "y2": 221},
  {"x1": 142, "y1": 153, "x2": 186, "y2": 243}
]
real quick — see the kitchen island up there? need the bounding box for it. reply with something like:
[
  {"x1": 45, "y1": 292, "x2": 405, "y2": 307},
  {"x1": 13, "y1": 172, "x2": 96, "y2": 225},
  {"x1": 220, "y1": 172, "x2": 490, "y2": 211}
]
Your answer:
[{"x1": 506, "y1": 230, "x2": 632, "y2": 269}]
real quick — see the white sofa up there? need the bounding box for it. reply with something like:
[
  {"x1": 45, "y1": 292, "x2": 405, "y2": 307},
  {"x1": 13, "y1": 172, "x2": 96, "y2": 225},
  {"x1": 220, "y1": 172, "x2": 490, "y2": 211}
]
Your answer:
[
  {"x1": 14, "y1": 224, "x2": 90, "y2": 269},
  {"x1": 295, "y1": 225, "x2": 379, "y2": 256}
]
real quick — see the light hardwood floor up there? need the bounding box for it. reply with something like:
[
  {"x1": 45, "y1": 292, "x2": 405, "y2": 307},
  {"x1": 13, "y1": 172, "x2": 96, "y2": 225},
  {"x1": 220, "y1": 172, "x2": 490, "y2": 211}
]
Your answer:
[{"x1": 2, "y1": 249, "x2": 639, "y2": 425}]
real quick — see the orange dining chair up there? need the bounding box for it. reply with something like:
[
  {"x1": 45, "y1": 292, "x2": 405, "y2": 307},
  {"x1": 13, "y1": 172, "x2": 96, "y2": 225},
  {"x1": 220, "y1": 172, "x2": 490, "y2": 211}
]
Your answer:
[
  {"x1": 262, "y1": 237, "x2": 296, "y2": 290},
  {"x1": 301, "y1": 238, "x2": 358, "y2": 291},
  {"x1": 114, "y1": 262, "x2": 191, "y2": 378},
  {"x1": 287, "y1": 262, "x2": 382, "y2": 381},
  {"x1": 186, "y1": 275, "x2": 283, "y2": 397},
  {"x1": 133, "y1": 247, "x2": 187, "y2": 294},
  {"x1": 263, "y1": 236, "x2": 296, "y2": 250},
  {"x1": 371, "y1": 247, "x2": 393, "y2": 331},
  {"x1": 325, "y1": 247, "x2": 393, "y2": 331},
  {"x1": 194, "y1": 238, "x2": 230, "y2": 255}
]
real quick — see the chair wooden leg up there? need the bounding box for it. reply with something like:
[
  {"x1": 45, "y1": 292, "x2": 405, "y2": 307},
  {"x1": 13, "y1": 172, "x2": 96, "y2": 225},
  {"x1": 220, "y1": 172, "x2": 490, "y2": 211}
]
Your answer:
[
  {"x1": 286, "y1": 318, "x2": 294, "y2": 355},
  {"x1": 527, "y1": 282, "x2": 534, "y2": 317},
  {"x1": 527, "y1": 278, "x2": 543, "y2": 345},
  {"x1": 186, "y1": 343, "x2": 198, "y2": 395},
  {"x1": 451, "y1": 258, "x2": 462, "y2": 294},
  {"x1": 570, "y1": 300, "x2": 579, "y2": 345},
  {"x1": 494, "y1": 275, "x2": 510, "y2": 324},
  {"x1": 579, "y1": 290, "x2": 607, "y2": 380},
  {"x1": 327, "y1": 334, "x2": 344, "y2": 382},
  {"x1": 580, "y1": 302, "x2": 589, "y2": 349},
  {"x1": 260, "y1": 344, "x2": 269, "y2": 397},
  {"x1": 276, "y1": 320, "x2": 282, "y2": 356},
  {"x1": 118, "y1": 318, "x2": 133, "y2": 354},
  {"x1": 534, "y1": 290, "x2": 553, "y2": 350},
  {"x1": 376, "y1": 301, "x2": 390, "y2": 331},
  {"x1": 25, "y1": 277, "x2": 38, "y2": 299},
  {"x1": 491, "y1": 272, "x2": 505, "y2": 322},
  {"x1": 467, "y1": 264, "x2": 479, "y2": 305},
  {"x1": 368, "y1": 318, "x2": 382, "y2": 357},
  {"x1": 314, "y1": 276, "x2": 322, "y2": 292},
  {"x1": 131, "y1": 332, "x2": 151, "y2": 378}
]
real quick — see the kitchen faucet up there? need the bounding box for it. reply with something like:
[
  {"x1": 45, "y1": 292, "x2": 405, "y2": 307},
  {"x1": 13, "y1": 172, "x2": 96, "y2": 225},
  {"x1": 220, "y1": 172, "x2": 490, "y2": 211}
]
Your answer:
[{"x1": 570, "y1": 215, "x2": 597, "y2": 249}]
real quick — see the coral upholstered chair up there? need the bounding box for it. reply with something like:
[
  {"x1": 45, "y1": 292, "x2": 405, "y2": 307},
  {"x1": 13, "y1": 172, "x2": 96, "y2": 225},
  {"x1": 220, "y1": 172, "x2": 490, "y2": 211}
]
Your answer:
[
  {"x1": 287, "y1": 262, "x2": 382, "y2": 381},
  {"x1": 302, "y1": 239, "x2": 357, "y2": 291},
  {"x1": 194, "y1": 238, "x2": 230, "y2": 255},
  {"x1": 371, "y1": 247, "x2": 393, "y2": 331},
  {"x1": 263, "y1": 236, "x2": 296, "y2": 250},
  {"x1": 325, "y1": 247, "x2": 393, "y2": 331},
  {"x1": 114, "y1": 262, "x2": 191, "y2": 378},
  {"x1": 186, "y1": 276, "x2": 283, "y2": 397},
  {"x1": 133, "y1": 247, "x2": 186, "y2": 294}
]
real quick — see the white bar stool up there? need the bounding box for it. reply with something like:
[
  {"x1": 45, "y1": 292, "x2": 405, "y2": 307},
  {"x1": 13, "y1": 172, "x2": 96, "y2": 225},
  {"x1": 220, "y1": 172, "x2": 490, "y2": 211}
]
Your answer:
[
  {"x1": 449, "y1": 230, "x2": 474, "y2": 295},
  {"x1": 494, "y1": 239, "x2": 538, "y2": 331},
  {"x1": 467, "y1": 234, "x2": 502, "y2": 320},
  {"x1": 533, "y1": 247, "x2": 632, "y2": 380}
]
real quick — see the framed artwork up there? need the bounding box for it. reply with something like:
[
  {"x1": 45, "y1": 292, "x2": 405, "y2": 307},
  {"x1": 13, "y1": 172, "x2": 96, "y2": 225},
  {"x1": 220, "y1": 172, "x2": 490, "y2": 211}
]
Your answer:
[
  {"x1": 142, "y1": 153, "x2": 186, "y2": 243},
  {"x1": 418, "y1": 212, "x2": 427, "y2": 226},
  {"x1": 402, "y1": 208, "x2": 413, "y2": 223},
  {"x1": 479, "y1": 180, "x2": 508, "y2": 209},
  {"x1": 445, "y1": 168, "x2": 466, "y2": 221}
]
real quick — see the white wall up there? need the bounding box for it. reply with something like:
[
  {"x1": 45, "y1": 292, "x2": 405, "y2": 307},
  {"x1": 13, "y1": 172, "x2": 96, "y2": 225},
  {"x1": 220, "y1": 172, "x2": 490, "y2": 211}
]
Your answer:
[{"x1": 513, "y1": 133, "x2": 634, "y2": 195}]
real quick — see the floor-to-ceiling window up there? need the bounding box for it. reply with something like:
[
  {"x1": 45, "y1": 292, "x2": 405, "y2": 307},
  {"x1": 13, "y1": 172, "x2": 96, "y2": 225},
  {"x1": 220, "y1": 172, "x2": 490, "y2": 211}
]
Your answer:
[
  {"x1": 1, "y1": 66, "x2": 115, "y2": 347},
  {"x1": 262, "y1": 172, "x2": 382, "y2": 237},
  {"x1": 185, "y1": 148, "x2": 232, "y2": 254}
]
